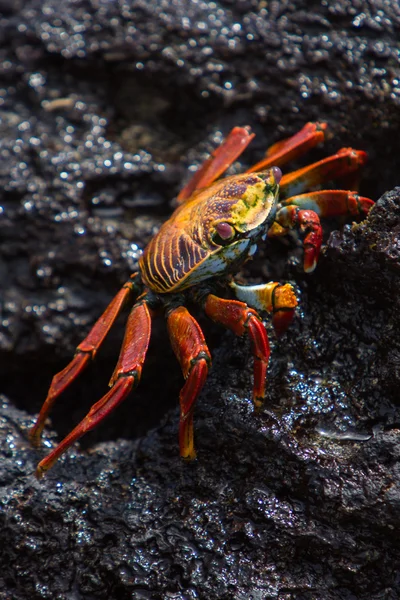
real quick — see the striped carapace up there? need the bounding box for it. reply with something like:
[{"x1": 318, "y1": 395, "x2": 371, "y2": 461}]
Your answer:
[
  {"x1": 140, "y1": 170, "x2": 280, "y2": 293},
  {"x1": 30, "y1": 122, "x2": 374, "y2": 477}
]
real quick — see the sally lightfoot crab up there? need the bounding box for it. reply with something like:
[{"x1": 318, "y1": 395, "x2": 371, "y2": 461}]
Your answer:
[{"x1": 30, "y1": 122, "x2": 374, "y2": 477}]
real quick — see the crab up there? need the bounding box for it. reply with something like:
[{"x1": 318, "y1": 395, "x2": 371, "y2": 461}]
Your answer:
[{"x1": 30, "y1": 122, "x2": 374, "y2": 477}]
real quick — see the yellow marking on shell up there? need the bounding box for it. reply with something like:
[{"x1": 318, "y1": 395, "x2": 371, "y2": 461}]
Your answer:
[{"x1": 231, "y1": 180, "x2": 275, "y2": 232}]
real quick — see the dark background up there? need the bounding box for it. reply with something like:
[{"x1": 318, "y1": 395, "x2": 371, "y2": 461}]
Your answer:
[{"x1": 1, "y1": 1, "x2": 400, "y2": 599}]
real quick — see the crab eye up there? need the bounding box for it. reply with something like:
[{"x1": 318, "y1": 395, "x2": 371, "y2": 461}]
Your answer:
[
  {"x1": 271, "y1": 166, "x2": 282, "y2": 184},
  {"x1": 213, "y1": 222, "x2": 236, "y2": 245},
  {"x1": 216, "y1": 222, "x2": 235, "y2": 239}
]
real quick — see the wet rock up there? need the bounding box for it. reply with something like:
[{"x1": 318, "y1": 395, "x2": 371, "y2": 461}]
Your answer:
[
  {"x1": 322, "y1": 187, "x2": 400, "y2": 400},
  {"x1": 0, "y1": 0, "x2": 400, "y2": 599}
]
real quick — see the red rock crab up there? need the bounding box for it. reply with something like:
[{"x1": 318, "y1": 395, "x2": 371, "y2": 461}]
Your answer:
[{"x1": 30, "y1": 122, "x2": 373, "y2": 477}]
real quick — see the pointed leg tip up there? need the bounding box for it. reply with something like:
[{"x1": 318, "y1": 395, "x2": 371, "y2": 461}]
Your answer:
[
  {"x1": 182, "y1": 450, "x2": 197, "y2": 461},
  {"x1": 253, "y1": 397, "x2": 264, "y2": 411},
  {"x1": 180, "y1": 436, "x2": 197, "y2": 461},
  {"x1": 316, "y1": 121, "x2": 328, "y2": 132},
  {"x1": 303, "y1": 254, "x2": 318, "y2": 273},
  {"x1": 35, "y1": 464, "x2": 46, "y2": 480},
  {"x1": 182, "y1": 445, "x2": 197, "y2": 461},
  {"x1": 28, "y1": 426, "x2": 43, "y2": 448},
  {"x1": 304, "y1": 263, "x2": 317, "y2": 273},
  {"x1": 35, "y1": 452, "x2": 59, "y2": 479}
]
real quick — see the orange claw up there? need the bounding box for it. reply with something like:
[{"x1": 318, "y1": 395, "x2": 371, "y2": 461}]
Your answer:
[
  {"x1": 229, "y1": 280, "x2": 297, "y2": 338},
  {"x1": 271, "y1": 285, "x2": 298, "y2": 337}
]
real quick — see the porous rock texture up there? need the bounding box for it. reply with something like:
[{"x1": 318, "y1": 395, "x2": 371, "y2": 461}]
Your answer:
[{"x1": 0, "y1": 1, "x2": 400, "y2": 599}]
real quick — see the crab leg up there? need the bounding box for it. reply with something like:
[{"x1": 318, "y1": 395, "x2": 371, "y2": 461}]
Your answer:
[
  {"x1": 167, "y1": 306, "x2": 211, "y2": 460},
  {"x1": 177, "y1": 127, "x2": 255, "y2": 204},
  {"x1": 35, "y1": 299, "x2": 152, "y2": 477},
  {"x1": 279, "y1": 147, "x2": 367, "y2": 199},
  {"x1": 230, "y1": 281, "x2": 298, "y2": 337},
  {"x1": 279, "y1": 190, "x2": 374, "y2": 218},
  {"x1": 30, "y1": 276, "x2": 139, "y2": 445},
  {"x1": 178, "y1": 121, "x2": 327, "y2": 204},
  {"x1": 247, "y1": 122, "x2": 327, "y2": 173},
  {"x1": 204, "y1": 294, "x2": 270, "y2": 409}
]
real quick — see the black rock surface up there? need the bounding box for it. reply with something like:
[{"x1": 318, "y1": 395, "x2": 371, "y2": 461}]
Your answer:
[{"x1": 1, "y1": 1, "x2": 400, "y2": 599}]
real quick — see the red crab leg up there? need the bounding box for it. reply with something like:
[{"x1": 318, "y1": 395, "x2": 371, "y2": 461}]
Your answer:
[
  {"x1": 204, "y1": 294, "x2": 270, "y2": 409},
  {"x1": 177, "y1": 121, "x2": 327, "y2": 204},
  {"x1": 247, "y1": 121, "x2": 327, "y2": 173},
  {"x1": 30, "y1": 276, "x2": 139, "y2": 445},
  {"x1": 279, "y1": 147, "x2": 368, "y2": 199},
  {"x1": 35, "y1": 300, "x2": 152, "y2": 478},
  {"x1": 279, "y1": 190, "x2": 374, "y2": 218},
  {"x1": 177, "y1": 127, "x2": 255, "y2": 204},
  {"x1": 167, "y1": 306, "x2": 211, "y2": 460}
]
